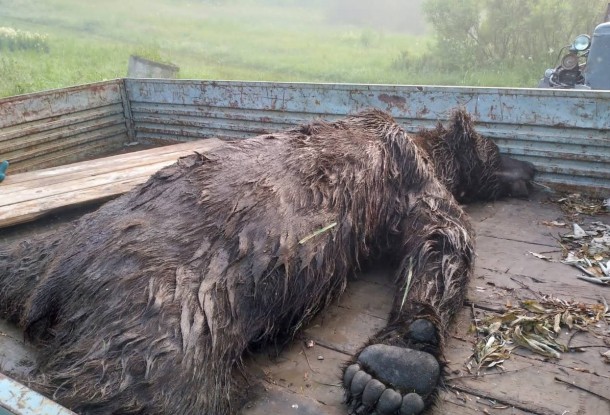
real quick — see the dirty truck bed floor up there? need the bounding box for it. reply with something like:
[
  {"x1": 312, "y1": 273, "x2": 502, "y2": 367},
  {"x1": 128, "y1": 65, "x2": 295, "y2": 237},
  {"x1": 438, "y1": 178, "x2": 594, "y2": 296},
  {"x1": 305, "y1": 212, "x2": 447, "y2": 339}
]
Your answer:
[
  {"x1": 1, "y1": 196, "x2": 608, "y2": 415},
  {"x1": 241, "y1": 195, "x2": 610, "y2": 415}
]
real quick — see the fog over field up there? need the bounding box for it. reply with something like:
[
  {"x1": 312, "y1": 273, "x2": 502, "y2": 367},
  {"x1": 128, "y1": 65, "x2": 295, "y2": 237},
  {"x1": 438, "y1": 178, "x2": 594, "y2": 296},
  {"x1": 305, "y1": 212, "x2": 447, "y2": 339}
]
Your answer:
[
  {"x1": 323, "y1": 0, "x2": 428, "y2": 34},
  {"x1": 0, "y1": 0, "x2": 605, "y2": 97}
]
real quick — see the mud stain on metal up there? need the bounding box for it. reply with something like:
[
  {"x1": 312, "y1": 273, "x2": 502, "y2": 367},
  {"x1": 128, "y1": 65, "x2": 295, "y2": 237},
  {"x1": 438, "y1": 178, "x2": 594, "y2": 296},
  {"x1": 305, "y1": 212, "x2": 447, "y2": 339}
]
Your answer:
[{"x1": 378, "y1": 93, "x2": 408, "y2": 111}]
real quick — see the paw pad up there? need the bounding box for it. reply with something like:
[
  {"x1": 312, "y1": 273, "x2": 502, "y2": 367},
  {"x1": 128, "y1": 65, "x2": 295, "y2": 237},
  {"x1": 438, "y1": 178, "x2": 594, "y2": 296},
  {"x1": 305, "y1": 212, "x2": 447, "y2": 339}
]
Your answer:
[
  {"x1": 401, "y1": 393, "x2": 425, "y2": 414},
  {"x1": 343, "y1": 344, "x2": 440, "y2": 415},
  {"x1": 376, "y1": 388, "x2": 401, "y2": 413},
  {"x1": 406, "y1": 319, "x2": 437, "y2": 346}
]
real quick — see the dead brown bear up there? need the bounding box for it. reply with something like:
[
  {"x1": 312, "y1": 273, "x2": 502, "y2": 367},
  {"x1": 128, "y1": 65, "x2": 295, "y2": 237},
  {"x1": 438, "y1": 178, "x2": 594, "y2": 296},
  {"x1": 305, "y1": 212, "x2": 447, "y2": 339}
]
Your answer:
[{"x1": 0, "y1": 109, "x2": 534, "y2": 415}]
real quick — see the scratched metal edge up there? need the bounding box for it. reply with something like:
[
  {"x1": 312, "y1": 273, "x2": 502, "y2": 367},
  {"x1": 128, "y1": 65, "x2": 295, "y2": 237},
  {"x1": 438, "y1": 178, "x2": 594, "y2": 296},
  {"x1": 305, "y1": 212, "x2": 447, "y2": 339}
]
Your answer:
[
  {"x1": 0, "y1": 373, "x2": 75, "y2": 415},
  {"x1": 0, "y1": 80, "x2": 123, "y2": 107},
  {"x1": 124, "y1": 77, "x2": 610, "y2": 97}
]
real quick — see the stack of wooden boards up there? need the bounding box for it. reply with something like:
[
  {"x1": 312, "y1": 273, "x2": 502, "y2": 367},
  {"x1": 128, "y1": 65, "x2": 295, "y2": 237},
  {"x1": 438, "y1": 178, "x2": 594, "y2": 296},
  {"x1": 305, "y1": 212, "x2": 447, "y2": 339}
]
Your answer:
[{"x1": 0, "y1": 139, "x2": 223, "y2": 229}]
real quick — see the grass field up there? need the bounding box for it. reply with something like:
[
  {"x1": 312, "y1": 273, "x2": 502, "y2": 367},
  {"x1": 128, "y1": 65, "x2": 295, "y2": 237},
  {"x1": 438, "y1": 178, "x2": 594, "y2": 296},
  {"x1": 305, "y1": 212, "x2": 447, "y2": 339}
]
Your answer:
[{"x1": 0, "y1": 0, "x2": 545, "y2": 98}]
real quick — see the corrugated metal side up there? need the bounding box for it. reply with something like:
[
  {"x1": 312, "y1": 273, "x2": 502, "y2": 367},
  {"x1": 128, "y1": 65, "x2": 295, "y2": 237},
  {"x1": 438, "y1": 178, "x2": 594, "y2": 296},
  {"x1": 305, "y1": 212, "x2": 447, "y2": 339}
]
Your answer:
[
  {"x1": 125, "y1": 79, "x2": 610, "y2": 195},
  {"x1": 0, "y1": 373, "x2": 75, "y2": 415},
  {"x1": 0, "y1": 80, "x2": 130, "y2": 173}
]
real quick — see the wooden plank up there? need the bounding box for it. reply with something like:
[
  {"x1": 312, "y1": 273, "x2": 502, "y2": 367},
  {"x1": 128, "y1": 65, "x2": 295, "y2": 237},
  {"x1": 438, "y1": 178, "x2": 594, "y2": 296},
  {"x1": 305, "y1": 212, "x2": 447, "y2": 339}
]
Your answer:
[
  {"x1": 302, "y1": 270, "x2": 393, "y2": 356},
  {"x1": 469, "y1": 267, "x2": 603, "y2": 309},
  {"x1": 437, "y1": 389, "x2": 538, "y2": 415},
  {"x1": 467, "y1": 228, "x2": 604, "y2": 308},
  {"x1": 2, "y1": 160, "x2": 177, "y2": 206},
  {"x1": 475, "y1": 235, "x2": 577, "y2": 284},
  {"x1": 466, "y1": 196, "x2": 565, "y2": 247},
  {"x1": 240, "y1": 382, "x2": 344, "y2": 415},
  {"x1": 1, "y1": 152, "x2": 167, "y2": 195},
  {"x1": 303, "y1": 305, "x2": 387, "y2": 356},
  {"x1": 243, "y1": 269, "x2": 396, "y2": 413},
  {"x1": 455, "y1": 211, "x2": 610, "y2": 415},
  {"x1": 0, "y1": 139, "x2": 224, "y2": 228},
  {"x1": 2, "y1": 139, "x2": 222, "y2": 186},
  {"x1": 0, "y1": 178, "x2": 143, "y2": 228},
  {"x1": 238, "y1": 366, "x2": 534, "y2": 415},
  {"x1": 247, "y1": 342, "x2": 347, "y2": 408},
  {"x1": 336, "y1": 277, "x2": 394, "y2": 320}
]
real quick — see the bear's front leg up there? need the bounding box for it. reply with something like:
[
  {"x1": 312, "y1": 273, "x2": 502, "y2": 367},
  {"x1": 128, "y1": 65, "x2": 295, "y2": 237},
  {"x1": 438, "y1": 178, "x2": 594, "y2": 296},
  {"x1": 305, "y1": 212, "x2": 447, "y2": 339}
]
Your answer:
[
  {"x1": 343, "y1": 200, "x2": 474, "y2": 414},
  {"x1": 344, "y1": 313, "x2": 442, "y2": 415}
]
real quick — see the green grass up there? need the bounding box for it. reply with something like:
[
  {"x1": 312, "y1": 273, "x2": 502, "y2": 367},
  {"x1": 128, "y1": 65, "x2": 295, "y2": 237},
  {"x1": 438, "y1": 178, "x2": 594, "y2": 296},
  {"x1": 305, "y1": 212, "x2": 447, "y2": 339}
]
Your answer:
[{"x1": 0, "y1": 0, "x2": 546, "y2": 98}]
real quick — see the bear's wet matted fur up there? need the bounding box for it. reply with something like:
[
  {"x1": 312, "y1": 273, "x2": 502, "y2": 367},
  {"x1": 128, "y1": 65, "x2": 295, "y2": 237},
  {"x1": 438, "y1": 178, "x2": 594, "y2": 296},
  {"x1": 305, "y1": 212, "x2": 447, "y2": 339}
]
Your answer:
[{"x1": 0, "y1": 109, "x2": 534, "y2": 415}]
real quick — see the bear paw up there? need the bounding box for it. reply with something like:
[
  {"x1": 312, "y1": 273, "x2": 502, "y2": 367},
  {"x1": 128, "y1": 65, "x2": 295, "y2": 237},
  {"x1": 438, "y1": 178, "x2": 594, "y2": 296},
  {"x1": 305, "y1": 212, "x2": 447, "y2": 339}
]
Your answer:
[{"x1": 343, "y1": 321, "x2": 441, "y2": 415}]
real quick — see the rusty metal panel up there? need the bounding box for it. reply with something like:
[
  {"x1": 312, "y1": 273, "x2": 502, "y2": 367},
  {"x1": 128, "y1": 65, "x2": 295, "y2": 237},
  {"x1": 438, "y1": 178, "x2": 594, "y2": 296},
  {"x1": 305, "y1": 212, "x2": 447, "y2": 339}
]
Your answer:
[
  {"x1": 0, "y1": 81, "x2": 130, "y2": 173},
  {"x1": 125, "y1": 79, "x2": 610, "y2": 195},
  {"x1": 0, "y1": 373, "x2": 75, "y2": 415}
]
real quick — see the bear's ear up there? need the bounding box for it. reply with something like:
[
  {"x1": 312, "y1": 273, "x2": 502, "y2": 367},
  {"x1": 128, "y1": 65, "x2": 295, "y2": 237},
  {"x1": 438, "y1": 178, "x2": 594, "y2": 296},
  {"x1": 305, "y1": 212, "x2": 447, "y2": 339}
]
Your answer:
[
  {"x1": 444, "y1": 108, "x2": 478, "y2": 152},
  {"x1": 298, "y1": 122, "x2": 321, "y2": 136}
]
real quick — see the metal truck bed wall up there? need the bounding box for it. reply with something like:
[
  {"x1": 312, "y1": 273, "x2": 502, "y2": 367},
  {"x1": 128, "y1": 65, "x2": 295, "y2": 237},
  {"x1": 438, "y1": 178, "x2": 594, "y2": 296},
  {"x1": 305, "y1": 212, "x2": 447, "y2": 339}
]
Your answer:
[{"x1": 1, "y1": 79, "x2": 609, "y2": 195}]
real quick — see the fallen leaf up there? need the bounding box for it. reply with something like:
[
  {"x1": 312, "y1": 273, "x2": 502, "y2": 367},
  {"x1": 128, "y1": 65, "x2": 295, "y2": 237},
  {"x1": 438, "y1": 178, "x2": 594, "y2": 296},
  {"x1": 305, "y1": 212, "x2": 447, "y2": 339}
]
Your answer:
[
  {"x1": 468, "y1": 297, "x2": 609, "y2": 371},
  {"x1": 522, "y1": 300, "x2": 547, "y2": 313},
  {"x1": 529, "y1": 252, "x2": 552, "y2": 261},
  {"x1": 572, "y1": 223, "x2": 587, "y2": 239},
  {"x1": 553, "y1": 313, "x2": 561, "y2": 334},
  {"x1": 542, "y1": 220, "x2": 567, "y2": 227}
]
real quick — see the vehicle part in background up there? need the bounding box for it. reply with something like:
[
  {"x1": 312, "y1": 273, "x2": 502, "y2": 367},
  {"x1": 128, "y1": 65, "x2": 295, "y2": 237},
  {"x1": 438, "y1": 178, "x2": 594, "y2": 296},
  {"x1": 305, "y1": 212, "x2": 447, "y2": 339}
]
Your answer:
[
  {"x1": 538, "y1": 33, "x2": 589, "y2": 89},
  {"x1": 584, "y1": 22, "x2": 610, "y2": 90},
  {"x1": 538, "y1": 4, "x2": 610, "y2": 90}
]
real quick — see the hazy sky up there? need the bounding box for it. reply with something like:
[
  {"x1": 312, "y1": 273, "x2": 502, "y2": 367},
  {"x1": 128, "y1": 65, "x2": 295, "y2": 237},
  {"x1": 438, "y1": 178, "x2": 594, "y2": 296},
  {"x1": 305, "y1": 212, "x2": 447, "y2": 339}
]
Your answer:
[{"x1": 322, "y1": 0, "x2": 428, "y2": 35}]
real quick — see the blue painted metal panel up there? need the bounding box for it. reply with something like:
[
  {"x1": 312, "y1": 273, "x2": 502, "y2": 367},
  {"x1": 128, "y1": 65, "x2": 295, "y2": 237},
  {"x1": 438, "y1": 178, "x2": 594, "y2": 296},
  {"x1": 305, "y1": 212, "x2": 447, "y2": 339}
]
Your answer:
[
  {"x1": 0, "y1": 80, "x2": 130, "y2": 173},
  {"x1": 0, "y1": 77, "x2": 608, "y2": 193},
  {"x1": 125, "y1": 79, "x2": 610, "y2": 195},
  {"x1": 0, "y1": 373, "x2": 74, "y2": 415}
]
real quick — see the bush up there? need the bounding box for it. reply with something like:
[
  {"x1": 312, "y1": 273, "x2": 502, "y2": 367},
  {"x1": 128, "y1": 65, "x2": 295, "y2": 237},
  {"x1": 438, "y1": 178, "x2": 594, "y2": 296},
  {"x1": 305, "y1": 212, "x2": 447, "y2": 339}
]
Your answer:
[
  {"x1": 0, "y1": 27, "x2": 50, "y2": 53},
  {"x1": 407, "y1": 0, "x2": 607, "y2": 73}
]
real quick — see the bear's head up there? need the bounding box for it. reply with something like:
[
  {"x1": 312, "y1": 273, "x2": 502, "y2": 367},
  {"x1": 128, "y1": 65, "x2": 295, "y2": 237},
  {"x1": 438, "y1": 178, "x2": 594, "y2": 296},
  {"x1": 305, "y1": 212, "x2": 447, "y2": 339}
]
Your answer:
[{"x1": 417, "y1": 109, "x2": 535, "y2": 203}]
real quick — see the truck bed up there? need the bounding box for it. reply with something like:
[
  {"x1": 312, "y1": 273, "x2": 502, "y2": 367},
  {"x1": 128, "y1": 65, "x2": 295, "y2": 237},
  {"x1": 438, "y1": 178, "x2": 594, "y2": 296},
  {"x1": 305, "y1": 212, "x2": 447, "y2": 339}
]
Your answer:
[
  {"x1": 1, "y1": 78, "x2": 609, "y2": 414},
  {"x1": 1, "y1": 193, "x2": 608, "y2": 415}
]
